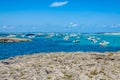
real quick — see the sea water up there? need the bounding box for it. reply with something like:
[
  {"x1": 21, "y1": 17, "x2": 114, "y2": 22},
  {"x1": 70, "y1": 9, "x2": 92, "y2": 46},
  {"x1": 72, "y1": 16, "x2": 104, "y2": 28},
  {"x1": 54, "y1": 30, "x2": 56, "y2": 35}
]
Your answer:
[{"x1": 0, "y1": 33, "x2": 120, "y2": 60}]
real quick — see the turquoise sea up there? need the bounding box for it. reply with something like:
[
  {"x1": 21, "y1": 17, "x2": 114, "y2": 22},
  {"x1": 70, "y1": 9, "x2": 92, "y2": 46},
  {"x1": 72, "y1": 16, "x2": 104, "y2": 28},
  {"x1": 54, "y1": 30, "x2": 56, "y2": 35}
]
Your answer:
[{"x1": 0, "y1": 33, "x2": 120, "y2": 60}]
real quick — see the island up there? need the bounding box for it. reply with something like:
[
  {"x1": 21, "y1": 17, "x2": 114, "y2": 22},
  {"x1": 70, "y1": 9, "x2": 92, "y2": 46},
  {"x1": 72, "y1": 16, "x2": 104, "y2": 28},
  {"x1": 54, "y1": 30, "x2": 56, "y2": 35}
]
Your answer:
[{"x1": 0, "y1": 37, "x2": 31, "y2": 43}]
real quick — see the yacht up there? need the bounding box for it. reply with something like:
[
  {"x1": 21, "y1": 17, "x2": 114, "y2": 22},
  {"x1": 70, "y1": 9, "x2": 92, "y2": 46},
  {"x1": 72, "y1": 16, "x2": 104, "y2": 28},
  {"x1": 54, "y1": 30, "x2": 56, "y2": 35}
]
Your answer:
[
  {"x1": 6, "y1": 34, "x2": 17, "y2": 38},
  {"x1": 28, "y1": 35, "x2": 35, "y2": 38},
  {"x1": 63, "y1": 36, "x2": 69, "y2": 40},
  {"x1": 73, "y1": 40, "x2": 80, "y2": 43},
  {"x1": 99, "y1": 41, "x2": 110, "y2": 46},
  {"x1": 87, "y1": 36, "x2": 95, "y2": 40},
  {"x1": 91, "y1": 39, "x2": 97, "y2": 43}
]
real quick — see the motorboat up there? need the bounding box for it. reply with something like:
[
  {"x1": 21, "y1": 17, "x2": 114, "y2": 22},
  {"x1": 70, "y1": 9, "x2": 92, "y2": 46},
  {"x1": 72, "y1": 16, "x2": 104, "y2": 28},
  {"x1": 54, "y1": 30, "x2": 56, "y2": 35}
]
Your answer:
[
  {"x1": 87, "y1": 36, "x2": 95, "y2": 40},
  {"x1": 91, "y1": 39, "x2": 97, "y2": 43},
  {"x1": 63, "y1": 36, "x2": 69, "y2": 40},
  {"x1": 99, "y1": 41, "x2": 110, "y2": 46},
  {"x1": 28, "y1": 35, "x2": 35, "y2": 38},
  {"x1": 6, "y1": 34, "x2": 17, "y2": 38},
  {"x1": 73, "y1": 40, "x2": 80, "y2": 43}
]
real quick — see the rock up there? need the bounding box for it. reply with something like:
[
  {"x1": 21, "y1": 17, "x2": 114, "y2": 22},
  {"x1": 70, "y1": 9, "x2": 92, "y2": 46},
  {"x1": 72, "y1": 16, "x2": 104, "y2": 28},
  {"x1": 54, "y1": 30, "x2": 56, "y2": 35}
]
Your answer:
[
  {"x1": 1, "y1": 61, "x2": 10, "y2": 65},
  {"x1": 0, "y1": 52, "x2": 120, "y2": 80}
]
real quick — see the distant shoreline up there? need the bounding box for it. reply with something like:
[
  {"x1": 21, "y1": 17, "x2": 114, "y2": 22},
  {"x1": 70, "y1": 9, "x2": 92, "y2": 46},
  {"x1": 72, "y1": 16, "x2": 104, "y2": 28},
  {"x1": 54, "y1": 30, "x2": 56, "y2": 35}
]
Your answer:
[
  {"x1": 0, "y1": 32, "x2": 120, "y2": 34},
  {"x1": 0, "y1": 37, "x2": 31, "y2": 43}
]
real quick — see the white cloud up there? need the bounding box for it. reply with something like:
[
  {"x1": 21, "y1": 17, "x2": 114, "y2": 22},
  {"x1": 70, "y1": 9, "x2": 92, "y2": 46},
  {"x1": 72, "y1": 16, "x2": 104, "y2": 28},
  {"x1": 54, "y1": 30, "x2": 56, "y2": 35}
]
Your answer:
[
  {"x1": 111, "y1": 24, "x2": 120, "y2": 28},
  {"x1": 68, "y1": 22, "x2": 79, "y2": 28},
  {"x1": 50, "y1": 1, "x2": 68, "y2": 7},
  {"x1": 1, "y1": 25, "x2": 15, "y2": 29},
  {"x1": 102, "y1": 24, "x2": 107, "y2": 28},
  {"x1": 2, "y1": 25, "x2": 7, "y2": 29}
]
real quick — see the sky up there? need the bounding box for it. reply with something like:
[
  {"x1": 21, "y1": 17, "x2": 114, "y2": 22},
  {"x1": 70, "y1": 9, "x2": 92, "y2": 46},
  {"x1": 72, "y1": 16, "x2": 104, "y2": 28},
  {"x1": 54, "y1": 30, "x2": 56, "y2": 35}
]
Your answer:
[{"x1": 0, "y1": 0, "x2": 120, "y2": 32}]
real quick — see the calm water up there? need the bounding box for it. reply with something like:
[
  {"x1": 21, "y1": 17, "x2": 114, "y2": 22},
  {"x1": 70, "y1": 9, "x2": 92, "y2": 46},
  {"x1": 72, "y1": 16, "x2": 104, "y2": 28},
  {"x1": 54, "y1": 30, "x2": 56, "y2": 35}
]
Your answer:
[{"x1": 0, "y1": 33, "x2": 120, "y2": 60}]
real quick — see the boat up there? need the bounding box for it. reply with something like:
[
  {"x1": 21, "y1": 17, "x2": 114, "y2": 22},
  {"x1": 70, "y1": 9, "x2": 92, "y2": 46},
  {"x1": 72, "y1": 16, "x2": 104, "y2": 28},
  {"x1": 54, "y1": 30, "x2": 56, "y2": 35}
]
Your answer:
[
  {"x1": 36, "y1": 33, "x2": 43, "y2": 37},
  {"x1": 73, "y1": 40, "x2": 80, "y2": 43},
  {"x1": 28, "y1": 35, "x2": 35, "y2": 38},
  {"x1": 99, "y1": 41, "x2": 110, "y2": 46},
  {"x1": 6, "y1": 34, "x2": 17, "y2": 38},
  {"x1": 69, "y1": 33, "x2": 78, "y2": 37},
  {"x1": 63, "y1": 36, "x2": 69, "y2": 40},
  {"x1": 91, "y1": 39, "x2": 97, "y2": 43},
  {"x1": 87, "y1": 36, "x2": 95, "y2": 40}
]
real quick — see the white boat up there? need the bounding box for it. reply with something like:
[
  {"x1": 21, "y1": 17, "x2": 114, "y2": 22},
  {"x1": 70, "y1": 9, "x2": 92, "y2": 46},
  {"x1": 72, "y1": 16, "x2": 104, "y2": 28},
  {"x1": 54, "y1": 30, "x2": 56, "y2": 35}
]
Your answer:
[
  {"x1": 70, "y1": 33, "x2": 78, "y2": 37},
  {"x1": 73, "y1": 40, "x2": 80, "y2": 43},
  {"x1": 6, "y1": 34, "x2": 16, "y2": 38},
  {"x1": 36, "y1": 33, "x2": 43, "y2": 36},
  {"x1": 91, "y1": 39, "x2": 97, "y2": 43},
  {"x1": 28, "y1": 35, "x2": 35, "y2": 38},
  {"x1": 87, "y1": 36, "x2": 95, "y2": 40},
  {"x1": 63, "y1": 36, "x2": 69, "y2": 40},
  {"x1": 99, "y1": 41, "x2": 110, "y2": 46}
]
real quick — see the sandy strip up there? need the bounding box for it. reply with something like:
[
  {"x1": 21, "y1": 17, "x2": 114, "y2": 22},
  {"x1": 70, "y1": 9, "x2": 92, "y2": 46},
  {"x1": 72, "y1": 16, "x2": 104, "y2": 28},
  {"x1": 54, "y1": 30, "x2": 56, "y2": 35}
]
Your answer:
[{"x1": 0, "y1": 52, "x2": 120, "y2": 80}]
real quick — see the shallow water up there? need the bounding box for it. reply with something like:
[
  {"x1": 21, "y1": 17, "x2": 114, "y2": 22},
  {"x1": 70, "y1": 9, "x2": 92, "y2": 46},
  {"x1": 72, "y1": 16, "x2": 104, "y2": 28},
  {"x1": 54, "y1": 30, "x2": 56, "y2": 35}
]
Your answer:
[{"x1": 0, "y1": 33, "x2": 120, "y2": 59}]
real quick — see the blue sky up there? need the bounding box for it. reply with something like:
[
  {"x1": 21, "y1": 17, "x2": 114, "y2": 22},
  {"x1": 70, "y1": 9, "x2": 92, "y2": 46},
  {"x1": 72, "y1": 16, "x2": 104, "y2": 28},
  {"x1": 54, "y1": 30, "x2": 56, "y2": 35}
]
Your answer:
[{"x1": 0, "y1": 0, "x2": 120, "y2": 32}]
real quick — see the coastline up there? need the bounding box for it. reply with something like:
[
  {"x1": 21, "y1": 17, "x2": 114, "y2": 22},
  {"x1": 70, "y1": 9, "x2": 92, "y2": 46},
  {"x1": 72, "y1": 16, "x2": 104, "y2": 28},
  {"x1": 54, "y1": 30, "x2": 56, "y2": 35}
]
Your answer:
[
  {"x1": 0, "y1": 37, "x2": 31, "y2": 43},
  {"x1": 0, "y1": 52, "x2": 120, "y2": 80}
]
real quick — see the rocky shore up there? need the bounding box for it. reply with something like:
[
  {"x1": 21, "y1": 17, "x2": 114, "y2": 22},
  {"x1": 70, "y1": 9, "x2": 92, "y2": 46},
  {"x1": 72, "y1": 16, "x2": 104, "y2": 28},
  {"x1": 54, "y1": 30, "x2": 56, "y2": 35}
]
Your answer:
[
  {"x1": 0, "y1": 37, "x2": 31, "y2": 43},
  {"x1": 0, "y1": 52, "x2": 120, "y2": 80}
]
